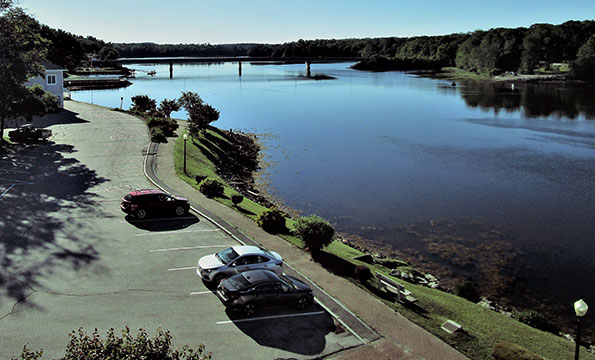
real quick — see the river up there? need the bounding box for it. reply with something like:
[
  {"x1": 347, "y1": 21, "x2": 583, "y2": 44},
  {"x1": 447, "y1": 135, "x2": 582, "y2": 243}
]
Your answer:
[{"x1": 71, "y1": 62, "x2": 595, "y2": 327}]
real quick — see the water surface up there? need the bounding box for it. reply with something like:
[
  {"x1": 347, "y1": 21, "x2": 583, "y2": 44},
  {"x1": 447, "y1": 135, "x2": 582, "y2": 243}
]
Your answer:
[{"x1": 72, "y1": 62, "x2": 595, "y2": 317}]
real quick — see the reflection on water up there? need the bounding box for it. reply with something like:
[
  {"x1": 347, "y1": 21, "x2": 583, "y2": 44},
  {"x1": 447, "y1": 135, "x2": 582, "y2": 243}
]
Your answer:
[
  {"x1": 459, "y1": 81, "x2": 595, "y2": 119},
  {"x1": 71, "y1": 63, "x2": 595, "y2": 335}
]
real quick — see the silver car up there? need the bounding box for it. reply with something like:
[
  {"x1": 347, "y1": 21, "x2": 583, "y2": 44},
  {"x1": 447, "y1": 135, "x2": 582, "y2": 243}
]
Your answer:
[{"x1": 197, "y1": 245, "x2": 283, "y2": 283}]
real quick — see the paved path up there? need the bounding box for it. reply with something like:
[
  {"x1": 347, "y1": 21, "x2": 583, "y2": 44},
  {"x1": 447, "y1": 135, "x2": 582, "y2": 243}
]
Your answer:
[{"x1": 148, "y1": 121, "x2": 470, "y2": 360}]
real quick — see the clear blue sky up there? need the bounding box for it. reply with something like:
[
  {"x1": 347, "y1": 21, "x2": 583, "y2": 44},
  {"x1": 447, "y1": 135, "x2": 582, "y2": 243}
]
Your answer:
[{"x1": 20, "y1": 0, "x2": 595, "y2": 44}]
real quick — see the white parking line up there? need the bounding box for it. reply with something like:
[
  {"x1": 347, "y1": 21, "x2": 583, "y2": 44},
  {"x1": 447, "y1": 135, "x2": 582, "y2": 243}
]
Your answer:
[
  {"x1": 136, "y1": 229, "x2": 219, "y2": 237},
  {"x1": 190, "y1": 291, "x2": 212, "y2": 295},
  {"x1": 150, "y1": 245, "x2": 231, "y2": 252},
  {"x1": 216, "y1": 311, "x2": 326, "y2": 325},
  {"x1": 167, "y1": 266, "x2": 198, "y2": 271}
]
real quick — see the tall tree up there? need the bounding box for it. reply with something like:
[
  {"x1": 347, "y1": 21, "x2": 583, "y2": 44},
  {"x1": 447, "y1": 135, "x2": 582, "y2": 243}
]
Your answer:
[
  {"x1": 178, "y1": 92, "x2": 219, "y2": 137},
  {"x1": 0, "y1": 1, "x2": 49, "y2": 144}
]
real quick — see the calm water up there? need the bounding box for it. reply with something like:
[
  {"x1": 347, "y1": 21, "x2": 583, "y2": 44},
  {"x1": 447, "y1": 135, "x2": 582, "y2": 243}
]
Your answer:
[{"x1": 72, "y1": 62, "x2": 595, "y2": 312}]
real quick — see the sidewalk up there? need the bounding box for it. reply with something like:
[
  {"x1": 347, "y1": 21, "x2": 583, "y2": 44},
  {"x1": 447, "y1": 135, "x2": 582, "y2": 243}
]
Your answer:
[{"x1": 146, "y1": 134, "x2": 469, "y2": 360}]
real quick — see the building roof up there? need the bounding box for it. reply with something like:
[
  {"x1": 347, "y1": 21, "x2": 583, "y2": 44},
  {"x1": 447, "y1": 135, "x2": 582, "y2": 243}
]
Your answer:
[{"x1": 41, "y1": 61, "x2": 66, "y2": 71}]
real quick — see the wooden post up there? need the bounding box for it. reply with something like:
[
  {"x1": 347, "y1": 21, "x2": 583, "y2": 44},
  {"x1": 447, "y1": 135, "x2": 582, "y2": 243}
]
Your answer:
[
  {"x1": 306, "y1": 61, "x2": 311, "y2": 78},
  {"x1": 169, "y1": 63, "x2": 173, "y2": 79},
  {"x1": 238, "y1": 61, "x2": 242, "y2": 77}
]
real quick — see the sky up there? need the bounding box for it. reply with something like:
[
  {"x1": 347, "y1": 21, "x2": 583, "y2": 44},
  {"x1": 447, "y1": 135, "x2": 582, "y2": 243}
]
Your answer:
[{"x1": 18, "y1": 0, "x2": 595, "y2": 44}]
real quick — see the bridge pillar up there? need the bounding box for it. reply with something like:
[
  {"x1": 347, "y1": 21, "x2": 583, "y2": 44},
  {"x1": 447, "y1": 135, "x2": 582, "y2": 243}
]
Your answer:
[
  {"x1": 306, "y1": 61, "x2": 311, "y2": 78},
  {"x1": 239, "y1": 61, "x2": 242, "y2": 77},
  {"x1": 169, "y1": 63, "x2": 173, "y2": 79}
]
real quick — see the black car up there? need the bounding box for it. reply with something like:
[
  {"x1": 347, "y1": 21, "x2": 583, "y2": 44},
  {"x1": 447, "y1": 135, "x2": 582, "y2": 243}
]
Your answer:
[
  {"x1": 120, "y1": 189, "x2": 190, "y2": 219},
  {"x1": 216, "y1": 269, "x2": 314, "y2": 316}
]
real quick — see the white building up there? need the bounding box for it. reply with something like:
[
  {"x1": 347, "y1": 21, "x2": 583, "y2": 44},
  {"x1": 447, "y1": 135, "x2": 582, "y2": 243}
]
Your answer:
[{"x1": 25, "y1": 61, "x2": 67, "y2": 108}]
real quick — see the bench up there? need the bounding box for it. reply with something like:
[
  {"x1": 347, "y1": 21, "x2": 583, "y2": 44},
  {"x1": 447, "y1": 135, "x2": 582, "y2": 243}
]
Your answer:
[{"x1": 376, "y1": 272, "x2": 418, "y2": 304}]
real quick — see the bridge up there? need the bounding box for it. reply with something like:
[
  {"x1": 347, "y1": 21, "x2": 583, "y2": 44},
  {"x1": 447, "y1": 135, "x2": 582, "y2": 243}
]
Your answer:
[{"x1": 115, "y1": 56, "x2": 360, "y2": 78}]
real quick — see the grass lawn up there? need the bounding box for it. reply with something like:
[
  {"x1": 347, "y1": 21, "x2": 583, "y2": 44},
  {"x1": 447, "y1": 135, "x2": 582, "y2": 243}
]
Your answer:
[{"x1": 174, "y1": 128, "x2": 594, "y2": 360}]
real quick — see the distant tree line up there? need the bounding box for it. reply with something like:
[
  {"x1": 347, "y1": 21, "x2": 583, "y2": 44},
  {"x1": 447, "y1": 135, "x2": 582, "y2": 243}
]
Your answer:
[{"x1": 112, "y1": 20, "x2": 595, "y2": 80}]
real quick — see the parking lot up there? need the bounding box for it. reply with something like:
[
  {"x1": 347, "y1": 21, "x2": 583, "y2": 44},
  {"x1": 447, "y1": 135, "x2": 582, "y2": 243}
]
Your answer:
[{"x1": 0, "y1": 103, "x2": 360, "y2": 359}]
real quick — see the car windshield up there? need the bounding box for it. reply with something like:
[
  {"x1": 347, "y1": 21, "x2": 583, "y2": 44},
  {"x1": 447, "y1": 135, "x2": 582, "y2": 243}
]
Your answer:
[
  {"x1": 216, "y1": 247, "x2": 240, "y2": 264},
  {"x1": 228, "y1": 273, "x2": 252, "y2": 289},
  {"x1": 279, "y1": 275, "x2": 296, "y2": 289}
]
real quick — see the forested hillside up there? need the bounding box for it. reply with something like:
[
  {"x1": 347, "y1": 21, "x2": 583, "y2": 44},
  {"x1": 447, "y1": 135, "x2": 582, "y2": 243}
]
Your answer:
[{"x1": 112, "y1": 20, "x2": 595, "y2": 79}]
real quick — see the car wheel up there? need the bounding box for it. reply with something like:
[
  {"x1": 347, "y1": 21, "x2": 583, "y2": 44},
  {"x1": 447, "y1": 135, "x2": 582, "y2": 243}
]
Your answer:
[
  {"x1": 243, "y1": 303, "x2": 256, "y2": 316},
  {"x1": 297, "y1": 297, "x2": 311, "y2": 310},
  {"x1": 175, "y1": 206, "x2": 186, "y2": 216},
  {"x1": 136, "y1": 209, "x2": 147, "y2": 219}
]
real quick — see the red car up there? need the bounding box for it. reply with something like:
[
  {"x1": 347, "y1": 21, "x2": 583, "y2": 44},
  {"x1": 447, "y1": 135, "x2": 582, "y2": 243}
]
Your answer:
[{"x1": 120, "y1": 189, "x2": 190, "y2": 219}]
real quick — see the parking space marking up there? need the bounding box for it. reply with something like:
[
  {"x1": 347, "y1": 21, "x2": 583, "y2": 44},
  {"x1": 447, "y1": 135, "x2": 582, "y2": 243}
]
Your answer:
[
  {"x1": 190, "y1": 291, "x2": 212, "y2": 295},
  {"x1": 150, "y1": 245, "x2": 231, "y2": 252},
  {"x1": 135, "y1": 229, "x2": 219, "y2": 237},
  {"x1": 168, "y1": 266, "x2": 198, "y2": 271},
  {"x1": 216, "y1": 311, "x2": 326, "y2": 325}
]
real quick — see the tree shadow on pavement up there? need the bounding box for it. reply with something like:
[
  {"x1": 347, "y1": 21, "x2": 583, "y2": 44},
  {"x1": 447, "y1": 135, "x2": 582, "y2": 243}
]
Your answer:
[
  {"x1": 225, "y1": 304, "x2": 333, "y2": 355},
  {"x1": 0, "y1": 141, "x2": 107, "y2": 311}
]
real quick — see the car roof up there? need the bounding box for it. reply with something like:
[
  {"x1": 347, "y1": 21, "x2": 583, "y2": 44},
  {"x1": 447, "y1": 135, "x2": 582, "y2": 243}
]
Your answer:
[
  {"x1": 128, "y1": 189, "x2": 165, "y2": 197},
  {"x1": 232, "y1": 245, "x2": 266, "y2": 256},
  {"x1": 241, "y1": 270, "x2": 281, "y2": 284}
]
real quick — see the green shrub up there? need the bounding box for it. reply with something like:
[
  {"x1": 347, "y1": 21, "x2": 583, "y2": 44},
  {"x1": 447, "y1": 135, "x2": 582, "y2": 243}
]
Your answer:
[
  {"x1": 199, "y1": 178, "x2": 224, "y2": 198},
  {"x1": 493, "y1": 342, "x2": 543, "y2": 360},
  {"x1": 454, "y1": 280, "x2": 480, "y2": 303},
  {"x1": 15, "y1": 327, "x2": 211, "y2": 360},
  {"x1": 513, "y1": 310, "x2": 559, "y2": 334},
  {"x1": 354, "y1": 265, "x2": 372, "y2": 282},
  {"x1": 150, "y1": 127, "x2": 166, "y2": 142},
  {"x1": 294, "y1": 215, "x2": 335, "y2": 253},
  {"x1": 231, "y1": 194, "x2": 244, "y2": 206},
  {"x1": 256, "y1": 208, "x2": 286, "y2": 233}
]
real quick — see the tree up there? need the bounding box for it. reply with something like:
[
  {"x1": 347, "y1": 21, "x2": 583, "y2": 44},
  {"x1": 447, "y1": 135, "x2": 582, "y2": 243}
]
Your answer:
[
  {"x1": 571, "y1": 34, "x2": 595, "y2": 81},
  {"x1": 178, "y1": 91, "x2": 220, "y2": 137},
  {"x1": 0, "y1": 2, "x2": 48, "y2": 144},
  {"x1": 158, "y1": 98, "x2": 181, "y2": 118},
  {"x1": 294, "y1": 215, "x2": 335, "y2": 254},
  {"x1": 130, "y1": 94, "x2": 157, "y2": 114}
]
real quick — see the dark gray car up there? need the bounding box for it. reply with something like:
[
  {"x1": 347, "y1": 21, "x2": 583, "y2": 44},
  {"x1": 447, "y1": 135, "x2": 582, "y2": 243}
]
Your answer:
[{"x1": 216, "y1": 269, "x2": 314, "y2": 316}]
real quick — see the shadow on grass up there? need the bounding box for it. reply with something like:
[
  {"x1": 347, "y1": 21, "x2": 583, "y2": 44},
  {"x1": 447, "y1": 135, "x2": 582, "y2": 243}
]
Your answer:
[{"x1": 0, "y1": 141, "x2": 107, "y2": 310}]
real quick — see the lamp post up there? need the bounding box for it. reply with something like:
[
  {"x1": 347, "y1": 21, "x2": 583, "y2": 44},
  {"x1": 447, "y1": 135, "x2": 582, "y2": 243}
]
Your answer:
[
  {"x1": 183, "y1": 133, "x2": 188, "y2": 175},
  {"x1": 574, "y1": 299, "x2": 589, "y2": 360}
]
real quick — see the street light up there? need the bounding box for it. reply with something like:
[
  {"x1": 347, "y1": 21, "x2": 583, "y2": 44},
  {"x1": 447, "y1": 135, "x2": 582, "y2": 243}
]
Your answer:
[
  {"x1": 183, "y1": 133, "x2": 188, "y2": 175},
  {"x1": 574, "y1": 299, "x2": 589, "y2": 360}
]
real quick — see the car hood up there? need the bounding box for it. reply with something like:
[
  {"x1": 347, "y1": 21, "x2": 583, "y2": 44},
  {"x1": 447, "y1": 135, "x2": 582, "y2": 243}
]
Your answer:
[
  {"x1": 198, "y1": 254, "x2": 224, "y2": 270},
  {"x1": 174, "y1": 195, "x2": 188, "y2": 202}
]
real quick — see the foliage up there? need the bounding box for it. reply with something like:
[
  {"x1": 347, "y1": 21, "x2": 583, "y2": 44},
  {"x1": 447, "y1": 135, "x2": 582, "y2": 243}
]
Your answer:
[
  {"x1": 130, "y1": 94, "x2": 157, "y2": 114},
  {"x1": 231, "y1": 194, "x2": 244, "y2": 206},
  {"x1": 178, "y1": 92, "x2": 220, "y2": 137},
  {"x1": 12, "y1": 84, "x2": 59, "y2": 122},
  {"x1": 571, "y1": 34, "x2": 595, "y2": 81},
  {"x1": 493, "y1": 342, "x2": 543, "y2": 360},
  {"x1": 256, "y1": 208, "x2": 287, "y2": 234},
  {"x1": 353, "y1": 264, "x2": 372, "y2": 282},
  {"x1": 293, "y1": 215, "x2": 335, "y2": 253},
  {"x1": 14, "y1": 327, "x2": 211, "y2": 360},
  {"x1": 159, "y1": 98, "x2": 181, "y2": 118},
  {"x1": 0, "y1": 2, "x2": 48, "y2": 143},
  {"x1": 199, "y1": 178, "x2": 224, "y2": 198},
  {"x1": 512, "y1": 310, "x2": 559, "y2": 334},
  {"x1": 454, "y1": 280, "x2": 480, "y2": 303}
]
